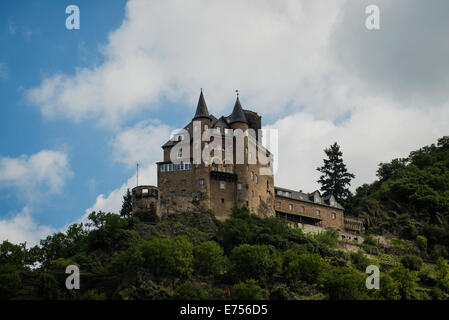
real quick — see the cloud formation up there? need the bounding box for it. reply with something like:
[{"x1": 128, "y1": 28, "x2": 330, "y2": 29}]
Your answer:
[
  {"x1": 0, "y1": 206, "x2": 54, "y2": 246},
  {"x1": 0, "y1": 150, "x2": 73, "y2": 197}
]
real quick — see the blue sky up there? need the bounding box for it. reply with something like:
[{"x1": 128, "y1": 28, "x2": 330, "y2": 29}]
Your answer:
[{"x1": 1, "y1": 0, "x2": 448, "y2": 245}]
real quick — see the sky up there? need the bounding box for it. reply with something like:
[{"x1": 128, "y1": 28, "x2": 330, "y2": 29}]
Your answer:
[{"x1": 1, "y1": 0, "x2": 448, "y2": 246}]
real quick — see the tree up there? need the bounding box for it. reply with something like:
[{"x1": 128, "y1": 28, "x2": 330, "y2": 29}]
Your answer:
[
  {"x1": 0, "y1": 264, "x2": 21, "y2": 299},
  {"x1": 284, "y1": 252, "x2": 328, "y2": 284},
  {"x1": 390, "y1": 265, "x2": 419, "y2": 299},
  {"x1": 324, "y1": 267, "x2": 368, "y2": 300},
  {"x1": 193, "y1": 241, "x2": 227, "y2": 277},
  {"x1": 176, "y1": 282, "x2": 208, "y2": 300},
  {"x1": 231, "y1": 279, "x2": 264, "y2": 300},
  {"x1": 140, "y1": 236, "x2": 194, "y2": 279},
  {"x1": 120, "y1": 189, "x2": 133, "y2": 217},
  {"x1": 230, "y1": 244, "x2": 281, "y2": 282},
  {"x1": 317, "y1": 142, "x2": 355, "y2": 205}
]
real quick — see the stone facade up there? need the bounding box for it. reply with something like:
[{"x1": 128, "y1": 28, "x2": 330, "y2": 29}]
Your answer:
[{"x1": 130, "y1": 92, "x2": 363, "y2": 234}]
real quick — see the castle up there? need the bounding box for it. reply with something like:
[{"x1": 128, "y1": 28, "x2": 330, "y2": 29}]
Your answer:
[{"x1": 131, "y1": 91, "x2": 364, "y2": 235}]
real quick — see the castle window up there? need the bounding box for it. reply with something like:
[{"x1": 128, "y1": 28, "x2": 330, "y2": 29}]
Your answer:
[
  {"x1": 221, "y1": 198, "x2": 224, "y2": 203},
  {"x1": 200, "y1": 179, "x2": 205, "y2": 186},
  {"x1": 161, "y1": 165, "x2": 166, "y2": 172},
  {"x1": 251, "y1": 172, "x2": 254, "y2": 180},
  {"x1": 181, "y1": 180, "x2": 186, "y2": 186},
  {"x1": 182, "y1": 190, "x2": 186, "y2": 196},
  {"x1": 246, "y1": 201, "x2": 249, "y2": 207},
  {"x1": 170, "y1": 191, "x2": 176, "y2": 195},
  {"x1": 237, "y1": 183, "x2": 242, "y2": 190},
  {"x1": 177, "y1": 149, "x2": 182, "y2": 158},
  {"x1": 316, "y1": 210, "x2": 320, "y2": 216},
  {"x1": 301, "y1": 206, "x2": 305, "y2": 213},
  {"x1": 289, "y1": 204, "x2": 293, "y2": 210},
  {"x1": 245, "y1": 147, "x2": 248, "y2": 154},
  {"x1": 220, "y1": 182, "x2": 225, "y2": 190},
  {"x1": 276, "y1": 202, "x2": 280, "y2": 208},
  {"x1": 255, "y1": 175, "x2": 258, "y2": 184},
  {"x1": 251, "y1": 190, "x2": 254, "y2": 198},
  {"x1": 246, "y1": 165, "x2": 249, "y2": 172},
  {"x1": 267, "y1": 181, "x2": 269, "y2": 189},
  {"x1": 332, "y1": 213, "x2": 336, "y2": 219},
  {"x1": 142, "y1": 189, "x2": 149, "y2": 197}
]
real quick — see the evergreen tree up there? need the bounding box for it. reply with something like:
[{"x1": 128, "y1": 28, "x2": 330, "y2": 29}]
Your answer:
[
  {"x1": 317, "y1": 142, "x2": 355, "y2": 206},
  {"x1": 120, "y1": 189, "x2": 133, "y2": 217}
]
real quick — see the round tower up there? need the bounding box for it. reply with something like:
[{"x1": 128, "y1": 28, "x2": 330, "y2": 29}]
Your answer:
[{"x1": 229, "y1": 95, "x2": 251, "y2": 211}]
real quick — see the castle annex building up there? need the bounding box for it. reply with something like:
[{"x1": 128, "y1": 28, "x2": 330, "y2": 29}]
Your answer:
[{"x1": 131, "y1": 92, "x2": 364, "y2": 234}]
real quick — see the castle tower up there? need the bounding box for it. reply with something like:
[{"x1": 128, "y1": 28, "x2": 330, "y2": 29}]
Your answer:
[
  {"x1": 229, "y1": 95, "x2": 252, "y2": 210},
  {"x1": 191, "y1": 90, "x2": 213, "y2": 205}
]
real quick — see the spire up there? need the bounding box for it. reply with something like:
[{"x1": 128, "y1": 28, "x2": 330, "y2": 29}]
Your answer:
[
  {"x1": 193, "y1": 89, "x2": 211, "y2": 120},
  {"x1": 229, "y1": 92, "x2": 248, "y2": 124}
]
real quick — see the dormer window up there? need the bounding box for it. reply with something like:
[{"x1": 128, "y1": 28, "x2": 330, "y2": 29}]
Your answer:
[{"x1": 177, "y1": 149, "x2": 182, "y2": 158}]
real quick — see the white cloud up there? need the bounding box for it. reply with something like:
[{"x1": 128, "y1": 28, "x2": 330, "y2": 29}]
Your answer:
[
  {"x1": 111, "y1": 120, "x2": 172, "y2": 168},
  {"x1": 270, "y1": 100, "x2": 449, "y2": 193},
  {"x1": 0, "y1": 150, "x2": 73, "y2": 198},
  {"x1": 86, "y1": 163, "x2": 157, "y2": 216},
  {"x1": 27, "y1": 0, "x2": 349, "y2": 124},
  {"x1": 0, "y1": 206, "x2": 54, "y2": 246}
]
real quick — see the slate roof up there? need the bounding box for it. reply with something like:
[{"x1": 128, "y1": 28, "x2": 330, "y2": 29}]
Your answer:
[
  {"x1": 274, "y1": 186, "x2": 343, "y2": 209},
  {"x1": 229, "y1": 97, "x2": 248, "y2": 124},
  {"x1": 193, "y1": 91, "x2": 212, "y2": 120}
]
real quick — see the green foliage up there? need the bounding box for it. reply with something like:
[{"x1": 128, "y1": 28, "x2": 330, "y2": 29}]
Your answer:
[
  {"x1": 390, "y1": 265, "x2": 419, "y2": 299},
  {"x1": 350, "y1": 251, "x2": 371, "y2": 272},
  {"x1": 140, "y1": 236, "x2": 193, "y2": 279},
  {"x1": 231, "y1": 279, "x2": 264, "y2": 300},
  {"x1": 0, "y1": 241, "x2": 36, "y2": 269},
  {"x1": 35, "y1": 273, "x2": 59, "y2": 300},
  {"x1": 193, "y1": 241, "x2": 227, "y2": 277},
  {"x1": 0, "y1": 264, "x2": 21, "y2": 300},
  {"x1": 86, "y1": 212, "x2": 140, "y2": 251},
  {"x1": 176, "y1": 282, "x2": 208, "y2": 300},
  {"x1": 324, "y1": 267, "x2": 368, "y2": 300},
  {"x1": 317, "y1": 142, "x2": 355, "y2": 205},
  {"x1": 80, "y1": 289, "x2": 107, "y2": 300},
  {"x1": 217, "y1": 207, "x2": 255, "y2": 253},
  {"x1": 313, "y1": 230, "x2": 339, "y2": 248},
  {"x1": 400, "y1": 255, "x2": 424, "y2": 271},
  {"x1": 284, "y1": 252, "x2": 327, "y2": 284},
  {"x1": 347, "y1": 137, "x2": 449, "y2": 257},
  {"x1": 50, "y1": 257, "x2": 79, "y2": 272},
  {"x1": 230, "y1": 244, "x2": 281, "y2": 282},
  {"x1": 435, "y1": 257, "x2": 449, "y2": 293},
  {"x1": 120, "y1": 189, "x2": 133, "y2": 217},
  {"x1": 416, "y1": 235, "x2": 428, "y2": 252},
  {"x1": 377, "y1": 274, "x2": 401, "y2": 300},
  {"x1": 109, "y1": 245, "x2": 144, "y2": 273}
]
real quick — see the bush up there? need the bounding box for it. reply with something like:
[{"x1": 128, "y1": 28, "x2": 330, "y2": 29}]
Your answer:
[
  {"x1": 140, "y1": 236, "x2": 194, "y2": 279},
  {"x1": 80, "y1": 289, "x2": 106, "y2": 300},
  {"x1": 400, "y1": 255, "x2": 423, "y2": 271},
  {"x1": 0, "y1": 264, "x2": 21, "y2": 299},
  {"x1": 193, "y1": 241, "x2": 227, "y2": 277},
  {"x1": 230, "y1": 244, "x2": 280, "y2": 282},
  {"x1": 231, "y1": 279, "x2": 263, "y2": 300},
  {"x1": 284, "y1": 252, "x2": 328, "y2": 284},
  {"x1": 324, "y1": 267, "x2": 368, "y2": 300},
  {"x1": 390, "y1": 265, "x2": 419, "y2": 299},
  {"x1": 313, "y1": 230, "x2": 339, "y2": 248},
  {"x1": 35, "y1": 273, "x2": 59, "y2": 300},
  {"x1": 416, "y1": 235, "x2": 428, "y2": 252},
  {"x1": 109, "y1": 245, "x2": 144, "y2": 273},
  {"x1": 176, "y1": 282, "x2": 208, "y2": 300},
  {"x1": 350, "y1": 251, "x2": 371, "y2": 271}
]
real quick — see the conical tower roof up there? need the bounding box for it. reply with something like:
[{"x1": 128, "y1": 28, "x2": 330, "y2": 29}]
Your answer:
[
  {"x1": 193, "y1": 90, "x2": 212, "y2": 120},
  {"x1": 229, "y1": 96, "x2": 248, "y2": 124}
]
